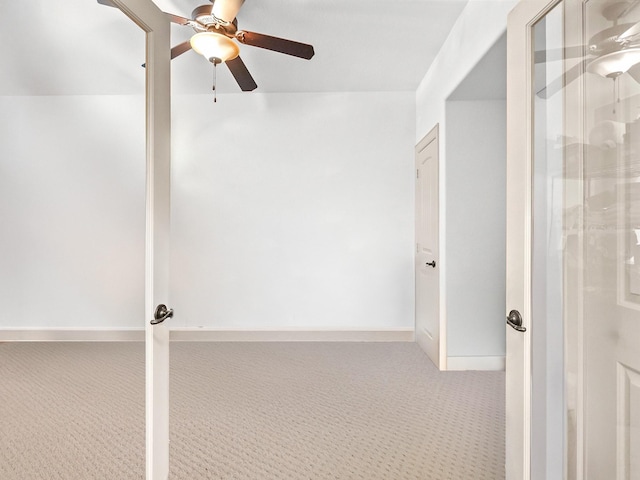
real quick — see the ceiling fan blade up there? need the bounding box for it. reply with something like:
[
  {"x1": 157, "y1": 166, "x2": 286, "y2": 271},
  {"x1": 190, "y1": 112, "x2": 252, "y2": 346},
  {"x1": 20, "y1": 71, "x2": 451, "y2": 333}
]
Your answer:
[
  {"x1": 212, "y1": 0, "x2": 245, "y2": 23},
  {"x1": 164, "y1": 11, "x2": 206, "y2": 29},
  {"x1": 171, "y1": 40, "x2": 193, "y2": 60},
  {"x1": 142, "y1": 40, "x2": 192, "y2": 67},
  {"x1": 237, "y1": 31, "x2": 314, "y2": 60},
  {"x1": 618, "y1": 20, "x2": 640, "y2": 41},
  {"x1": 628, "y1": 62, "x2": 640, "y2": 84},
  {"x1": 537, "y1": 60, "x2": 585, "y2": 99},
  {"x1": 226, "y1": 56, "x2": 258, "y2": 91},
  {"x1": 165, "y1": 12, "x2": 192, "y2": 26},
  {"x1": 534, "y1": 45, "x2": 585, "y2": 63}
]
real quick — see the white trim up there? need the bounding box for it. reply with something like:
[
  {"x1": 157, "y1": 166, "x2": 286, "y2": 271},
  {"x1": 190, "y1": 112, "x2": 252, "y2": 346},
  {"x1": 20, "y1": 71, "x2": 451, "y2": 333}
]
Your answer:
[
  {"x1": 171, "y1": 328, "x2": 415, "y2": 342},
  {"x1": 0, "y1": 328, "x2": 414, "y2": 343},
  {"x1": 0, "y1": 329, "x2": 145, "y2": 342},
  {"x1": 446, "y1": 355, "x2": 506, "y2": 371}
]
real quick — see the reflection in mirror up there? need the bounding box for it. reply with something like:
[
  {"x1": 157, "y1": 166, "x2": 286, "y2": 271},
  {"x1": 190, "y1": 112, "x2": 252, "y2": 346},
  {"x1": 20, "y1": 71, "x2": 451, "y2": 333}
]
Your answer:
[
  {"x1": 580, "y1": 1, "x2": 640, "y2": 479},
  {"x1": 0, "y1": 1, "x2": 146, "y2": 477},
  {"x1": 534, "y1": 0, "x2": 640, "y2": 478},
  {"x1": 531, "y1": 4, "x2": 566, "y2": 480}
]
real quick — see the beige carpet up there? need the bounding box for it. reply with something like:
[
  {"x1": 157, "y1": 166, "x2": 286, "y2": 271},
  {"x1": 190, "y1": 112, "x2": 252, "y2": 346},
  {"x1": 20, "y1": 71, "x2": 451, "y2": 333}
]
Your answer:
[{"x1": 0, "y1": 342, "x2": 504, "y2": 479}]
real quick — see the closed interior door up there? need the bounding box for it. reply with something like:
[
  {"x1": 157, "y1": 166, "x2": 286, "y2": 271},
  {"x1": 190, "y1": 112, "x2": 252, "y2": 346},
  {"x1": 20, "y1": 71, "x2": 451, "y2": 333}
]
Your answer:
[{"x1": 415, "y1": 125, "x2": 440, "y2": 368}]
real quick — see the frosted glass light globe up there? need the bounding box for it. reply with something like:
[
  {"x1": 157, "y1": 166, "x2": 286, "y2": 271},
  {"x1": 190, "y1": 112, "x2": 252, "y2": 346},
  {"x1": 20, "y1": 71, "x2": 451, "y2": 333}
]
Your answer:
[
  {"x1": 587, "y1": 48, "x2": 640, "y2": 78},
  {"x1": 190, "y1": 32, "x2": 240, "y2": 63}
]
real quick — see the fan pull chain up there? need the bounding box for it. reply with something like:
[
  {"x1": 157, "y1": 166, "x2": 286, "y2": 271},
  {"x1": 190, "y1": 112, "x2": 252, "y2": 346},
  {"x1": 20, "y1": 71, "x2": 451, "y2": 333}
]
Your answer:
[
  {"x1": 610, "y1": 75, "x2": 622, "y2": 115},
  {"x1": 212, "y1": 62, "x2": 217, "y2": 103}
]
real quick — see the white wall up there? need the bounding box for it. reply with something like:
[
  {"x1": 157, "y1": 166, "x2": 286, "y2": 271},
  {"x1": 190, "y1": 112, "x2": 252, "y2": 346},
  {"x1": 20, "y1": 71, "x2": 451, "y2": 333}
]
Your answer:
[
  {"x1": 415, "y1": 0, "x2": 518, "y2": 366},
  {"x1": 0, "y1": 95, "x2": 146, "y2": 329},
  {"x1": 0, "y1": 92, "x2": 415, "y2": 332},
  {"x1": 416, "y1": 0, "x2": 517, "y2": 142},
  {"x1": 415, "y1": 0, "x2": 515, "y2": 366},
  {"x1": 170, "y1": 92, "x2": 416, "y2": 330},
  {"x1": 445, "y1": 100, "x2": 506, "y2": 357}
]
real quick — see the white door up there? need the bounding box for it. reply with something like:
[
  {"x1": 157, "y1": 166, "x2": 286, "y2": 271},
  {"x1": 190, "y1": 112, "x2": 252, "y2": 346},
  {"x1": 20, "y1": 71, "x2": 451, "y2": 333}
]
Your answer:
[
  {"x1": 108, "y1": 1, "x2": 172, "y2": 479},
  {"x1": 507, "y1": 0, "x2": 640, "y2": 478},
  {"x1": 415, "y1": 125, "x2": 441, "y2": 368}
]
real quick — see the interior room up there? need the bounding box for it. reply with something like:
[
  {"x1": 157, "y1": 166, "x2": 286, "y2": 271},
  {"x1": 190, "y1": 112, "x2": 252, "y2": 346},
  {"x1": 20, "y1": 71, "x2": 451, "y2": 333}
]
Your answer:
[{"x1": 1, "y1": 0, "x2": 519, "y2": 478}]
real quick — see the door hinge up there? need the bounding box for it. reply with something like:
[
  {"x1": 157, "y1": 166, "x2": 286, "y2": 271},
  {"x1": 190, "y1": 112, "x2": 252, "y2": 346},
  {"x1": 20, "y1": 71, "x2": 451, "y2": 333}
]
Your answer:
[
  {"x1": 416, "y1": 169, "x2": 419, "y2": 179},
  {"x1": 416, "y1": 243, "x2": 420, "y2": 253}
]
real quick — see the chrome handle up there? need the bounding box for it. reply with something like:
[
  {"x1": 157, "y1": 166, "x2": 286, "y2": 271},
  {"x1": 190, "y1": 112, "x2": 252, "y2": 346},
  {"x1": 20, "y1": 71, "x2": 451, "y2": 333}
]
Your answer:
[
  {"x1": 151, "y1": 304, "x2": 173, "y2": 325},
  {"x1": 507, "y1": 310, "x2": 526, "y2": 332},
  {"x1": 426, "y1": 261, "x2": 436, "y2": 268}
]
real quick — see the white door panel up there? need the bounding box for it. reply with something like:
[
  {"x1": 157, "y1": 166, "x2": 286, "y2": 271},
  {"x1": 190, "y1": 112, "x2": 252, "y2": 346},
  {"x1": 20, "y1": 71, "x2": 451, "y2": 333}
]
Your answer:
[{"x1": 416, "y1": 125, "x2": 441, "y2": 368}]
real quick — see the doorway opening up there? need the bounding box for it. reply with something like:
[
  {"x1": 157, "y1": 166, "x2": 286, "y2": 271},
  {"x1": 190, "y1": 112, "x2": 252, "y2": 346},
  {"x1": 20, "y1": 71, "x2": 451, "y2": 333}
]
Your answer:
[{"x1": 438, "y1": 33, "x2": 507, "y2": 371}]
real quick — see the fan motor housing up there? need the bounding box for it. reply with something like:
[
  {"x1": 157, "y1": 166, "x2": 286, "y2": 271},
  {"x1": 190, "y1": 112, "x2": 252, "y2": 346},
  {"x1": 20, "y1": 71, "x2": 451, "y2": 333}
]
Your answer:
[{"x1": 191, "y1": 4, "x2": 238, "y2": 36}]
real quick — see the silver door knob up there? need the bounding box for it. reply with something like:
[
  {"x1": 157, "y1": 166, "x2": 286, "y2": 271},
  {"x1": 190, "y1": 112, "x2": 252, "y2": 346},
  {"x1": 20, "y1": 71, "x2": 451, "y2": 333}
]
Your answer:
[
  {"x1": 506, "y1": 310, "x2": 526, "y2": 332},
  {"x1": 151, "y1": 304, "x2": 173, "y2": 325}
]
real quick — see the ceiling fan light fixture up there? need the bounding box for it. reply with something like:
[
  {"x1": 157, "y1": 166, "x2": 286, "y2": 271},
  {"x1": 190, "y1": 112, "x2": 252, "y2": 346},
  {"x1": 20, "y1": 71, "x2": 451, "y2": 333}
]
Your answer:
[
  {"x1": 190, "y1": 32, "x2": 239, "y2": 63},
  {"x1": 587, "y1": 47, "x2": 640, "y2": 78}
]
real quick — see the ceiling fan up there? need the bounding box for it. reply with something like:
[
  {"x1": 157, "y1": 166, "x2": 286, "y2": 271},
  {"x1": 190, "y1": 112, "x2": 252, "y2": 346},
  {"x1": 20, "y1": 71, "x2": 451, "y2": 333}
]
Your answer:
[
  {"x1": 536, "y1": 0, "x2": 640, "y2": 99},
  {"x1": 98, "y1": 0, "x2": 315, "y2": 92}
]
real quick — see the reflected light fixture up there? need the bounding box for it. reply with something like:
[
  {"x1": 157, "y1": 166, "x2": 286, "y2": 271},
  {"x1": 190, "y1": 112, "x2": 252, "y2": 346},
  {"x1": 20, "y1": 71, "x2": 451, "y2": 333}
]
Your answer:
[
  {"x1": 587, "y1": 47, "x2": 640, "y2": 78},
  {"x1": 190, "y1": 32, "x2": 240, "y2": 64}
]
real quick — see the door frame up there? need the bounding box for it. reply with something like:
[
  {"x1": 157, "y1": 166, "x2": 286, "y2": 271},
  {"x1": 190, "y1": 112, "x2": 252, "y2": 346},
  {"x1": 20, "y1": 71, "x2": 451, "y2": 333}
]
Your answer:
[
  {"x1": 506, "y1": 1, "x2": 553, "y2": 478},
  {"x1": 506, "y1": 3, "x2": 534, "y2": 475},
  {"x1": 506, "y1": 0, "x2": 583, "y2": 478},
  {"x1": 110, "y1": 1, "x2": 172, "y2": 479}
]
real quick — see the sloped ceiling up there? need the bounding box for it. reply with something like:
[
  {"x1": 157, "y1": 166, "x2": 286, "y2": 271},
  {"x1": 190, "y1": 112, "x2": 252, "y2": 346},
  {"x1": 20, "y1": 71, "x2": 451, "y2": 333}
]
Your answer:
[
  {"x1": 0, "y1": 0, "x2": 468, "y2": 96},
  {"x1": 448, "y1": 33, "x2": 506, "y2": 101}
]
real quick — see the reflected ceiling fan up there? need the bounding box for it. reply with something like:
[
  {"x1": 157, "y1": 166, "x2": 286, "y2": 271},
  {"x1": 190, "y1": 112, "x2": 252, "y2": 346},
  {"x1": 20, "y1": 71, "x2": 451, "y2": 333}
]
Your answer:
[
  {"x1": 536, "y1": 0, "x2": 640, "y2": 98},
  {"x1": 98, "y1": 0, "x2": 314, "y2": 93}
]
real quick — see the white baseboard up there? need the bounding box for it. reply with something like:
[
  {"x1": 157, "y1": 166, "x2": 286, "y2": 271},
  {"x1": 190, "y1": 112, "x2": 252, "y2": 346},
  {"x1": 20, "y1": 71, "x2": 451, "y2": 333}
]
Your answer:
[
  {"x1": 0, "y1": 328, "x2": 415, "y2": 343},
  {"x1": 446, "y1": 355, "x2": 505, "y2": 371},
  {"x1": 170, "y1": 328, "x2": 414, "y2": 342},
  {"x1": 0, "y1": 329, "x2": 144, "y2": 342}
]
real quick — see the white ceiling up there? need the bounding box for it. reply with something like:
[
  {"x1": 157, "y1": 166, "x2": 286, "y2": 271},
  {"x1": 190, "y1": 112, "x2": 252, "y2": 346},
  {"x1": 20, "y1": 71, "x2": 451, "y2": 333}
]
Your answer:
[{"x1": 0, "y1": 0, "x2": 468, "y2": 96}]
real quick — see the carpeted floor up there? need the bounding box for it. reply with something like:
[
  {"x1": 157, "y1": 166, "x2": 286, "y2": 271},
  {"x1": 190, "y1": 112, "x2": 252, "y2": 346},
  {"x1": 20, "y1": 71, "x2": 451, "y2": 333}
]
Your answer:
[{"x1": 0, "y1": 342, "x2": 504, "y2": 479}]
